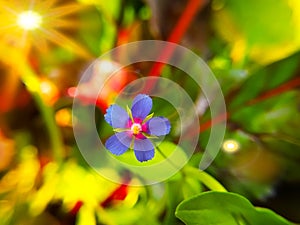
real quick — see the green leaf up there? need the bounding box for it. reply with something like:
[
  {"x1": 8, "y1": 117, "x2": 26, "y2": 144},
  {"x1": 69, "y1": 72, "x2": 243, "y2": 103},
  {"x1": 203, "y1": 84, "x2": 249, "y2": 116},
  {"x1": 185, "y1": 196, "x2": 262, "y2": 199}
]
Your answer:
[
  {"x1": 175, "y1": 191, "x2": 293, "y2": 225},
  {"x1": 225, "y1": 0, "x2": 294, "y2": 45}
]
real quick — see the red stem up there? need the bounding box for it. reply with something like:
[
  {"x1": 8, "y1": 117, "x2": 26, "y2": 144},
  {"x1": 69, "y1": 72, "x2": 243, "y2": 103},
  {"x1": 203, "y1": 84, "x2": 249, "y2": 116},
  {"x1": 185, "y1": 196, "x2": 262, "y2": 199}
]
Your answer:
[
  {"x1": 247, "y1": 76, "x2": 300, "y2": 105},
  {"x1": 199, "y1": 112, "x2": 229, "y2": 133},
  {"x1": 199, "y1": 75, "x2": 300, "y2": 133},
  {"x1": 167, "y1": 0, "x2": 205, "y2": 44},
  {"x1": 144, "y1": 0, "x2": 205, "y2": 92},
  {"x1": 148, "y1": 0, "x2": 204, "y2": 77},
  {"x1": 100, "y1": 184, "x2": 128, "y2": 207}
]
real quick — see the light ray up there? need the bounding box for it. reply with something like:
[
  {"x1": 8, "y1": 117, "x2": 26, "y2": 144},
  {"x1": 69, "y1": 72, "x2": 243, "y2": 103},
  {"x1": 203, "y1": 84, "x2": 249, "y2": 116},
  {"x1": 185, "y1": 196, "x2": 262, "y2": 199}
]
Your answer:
[
  {"x1": 34, "y1": 35, "x2": 49, "y2": 53},
  {"x1": 40, "y1": 27, "x2": 91, "y2": 59},
  {"x1": 0, "y1": 5, "x2": 19, "y2": 15},
  {"x1": 38, "y1": 0, "x2": 59, "y2": 10},
  {"x1": 0, "y1": 24, "x2": 18, "y2": 31},
  {"x1": 20, "y1": 30, "x2": 29, "y2": 49},
  {"x1": 50, "y1": 19, "x2": 81, "y2": 29},
  {"x1": 29, "y1": 0, "x2": 36, "y2": 11},
  {"x1": 45, "y1": 4, "x2": 84, "y2": 17}
]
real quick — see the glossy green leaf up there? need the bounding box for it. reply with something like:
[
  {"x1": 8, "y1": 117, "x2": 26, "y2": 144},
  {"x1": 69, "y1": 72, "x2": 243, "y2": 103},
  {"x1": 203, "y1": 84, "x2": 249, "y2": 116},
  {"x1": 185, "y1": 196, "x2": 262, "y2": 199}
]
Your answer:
[
  {"x1": 175, "y1": 191, "x2": 293, "y2": 225},
  {"x1": 225, "y1": 0, "x2": 294, "y2": 45}
]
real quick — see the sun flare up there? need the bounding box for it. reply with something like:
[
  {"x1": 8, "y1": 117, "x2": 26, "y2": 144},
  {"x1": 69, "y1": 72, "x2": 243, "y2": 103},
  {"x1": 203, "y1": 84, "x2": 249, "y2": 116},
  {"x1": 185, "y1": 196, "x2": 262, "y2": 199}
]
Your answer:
[
  {"x1": 17, "y1": 10, "x2": 42, "y2": 30},
  {"x1": 0, "y1": 0, "x2": 91, "y2": 58}
]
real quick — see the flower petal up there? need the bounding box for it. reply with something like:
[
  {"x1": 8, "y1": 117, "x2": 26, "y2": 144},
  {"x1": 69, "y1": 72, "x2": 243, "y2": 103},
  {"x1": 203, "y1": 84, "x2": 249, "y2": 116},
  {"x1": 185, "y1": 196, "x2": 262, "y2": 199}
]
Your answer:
[
  {"x1": 133, "y1": 137, "x2": 154, "y2": 152},
  {"x1": 104, "y1": 104, "x2": 129, "y2": 128},
  {"x1": 105, "y1": 132, "x2": 132, "y2": 155},
  {"x1": 131, "y1": 94, "x2": 152, "y2": 120},
  {"x1": 147, "y1": 116, "x2": 171, "y2": 136},
  {"x1": 134, "y1": 149, "x2": 155, "y2": 162}
]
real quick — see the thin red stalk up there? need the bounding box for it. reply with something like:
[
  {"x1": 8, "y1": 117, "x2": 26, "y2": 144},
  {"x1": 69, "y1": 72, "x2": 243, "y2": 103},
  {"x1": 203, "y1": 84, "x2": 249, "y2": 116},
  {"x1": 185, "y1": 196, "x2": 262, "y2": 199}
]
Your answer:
[
  {"x1": 185, "y1": 112, "x2": 228, "y2": 138},
  {"x1": 167, "y1": 0, "x2": 205, "y2": 44},
  {"x1": 199, "y1": 112, "x2": 228, "y2": 133},
  {"x1": 100, "y1": 184, "x2": 128, "y2": 207},
  {"x1": 198, "y1": 75, "x2": 300, "y2": 133},
  {"x1": 70, "y1": 200, "x2": 84, "y2": 215},
  {"x1": 148, "y1": 0, "x2": 204, "y2": 77},
  {"x1": 247, "y1": 76, "x2": 300, "y2": 105},
  {"x1": 100, "y1": 175, "x2": 131, "y2": 208},
  {"x1": 144, "y1": 0, "x2": 205, "y2": 92}
]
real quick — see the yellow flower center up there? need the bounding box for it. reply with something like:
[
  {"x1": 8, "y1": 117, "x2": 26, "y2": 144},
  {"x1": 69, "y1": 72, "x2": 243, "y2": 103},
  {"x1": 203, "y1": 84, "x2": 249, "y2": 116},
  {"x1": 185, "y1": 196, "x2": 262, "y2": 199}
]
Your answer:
[{"x1": 131, "y1": 123, "x2": 142, "y2": 135}]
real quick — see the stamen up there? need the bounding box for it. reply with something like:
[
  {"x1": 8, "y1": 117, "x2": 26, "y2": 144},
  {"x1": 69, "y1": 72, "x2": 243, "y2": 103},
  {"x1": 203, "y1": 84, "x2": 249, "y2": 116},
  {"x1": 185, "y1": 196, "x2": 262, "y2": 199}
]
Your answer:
[{"x1": 131, "y1": 123, "x2": 142, "y2": 135}]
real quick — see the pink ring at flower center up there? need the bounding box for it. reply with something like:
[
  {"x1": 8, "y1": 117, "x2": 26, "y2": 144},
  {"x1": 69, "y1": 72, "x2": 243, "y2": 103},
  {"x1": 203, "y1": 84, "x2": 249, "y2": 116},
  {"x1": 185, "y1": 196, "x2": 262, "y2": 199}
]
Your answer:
[{"x1": 128, "y1": 118, "x2": 148, "y2": 139}]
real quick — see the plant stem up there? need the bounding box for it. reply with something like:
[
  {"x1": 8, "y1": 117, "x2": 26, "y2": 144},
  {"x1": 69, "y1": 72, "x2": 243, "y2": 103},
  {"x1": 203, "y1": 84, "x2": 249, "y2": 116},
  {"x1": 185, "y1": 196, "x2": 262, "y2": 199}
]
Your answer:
[
  {"x1": 1, "y1": 46, "x2": 64, "y2": 163},
  {"x1": 144, "y1": 0, "x2": 206, "y2": 92},
  {"x1": 247, "y1": 76, "x2": 300, "y2": 105},
  {"x1": 22, "y1": 63, "x2": 64, "y2": 163},
  {"x1": 167, "y1": 0, "x2": 205, "y2": 44},
  {"x1": 184, "y1": 166, "x2": 227, "y2": 192},
  {"x1": 32, "y1": 94, "x2": 64, "y2": 162},
  {"x1": 156, "y1": 146, "x2": 181, "y2": 171}
]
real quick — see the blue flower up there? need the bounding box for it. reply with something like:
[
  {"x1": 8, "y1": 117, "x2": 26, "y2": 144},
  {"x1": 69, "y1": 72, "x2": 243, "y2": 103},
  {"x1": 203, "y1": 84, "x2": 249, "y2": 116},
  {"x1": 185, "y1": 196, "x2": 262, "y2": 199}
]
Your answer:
[{"x1": 104, "y1": 94, "x2": 171, "y2": 162}]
